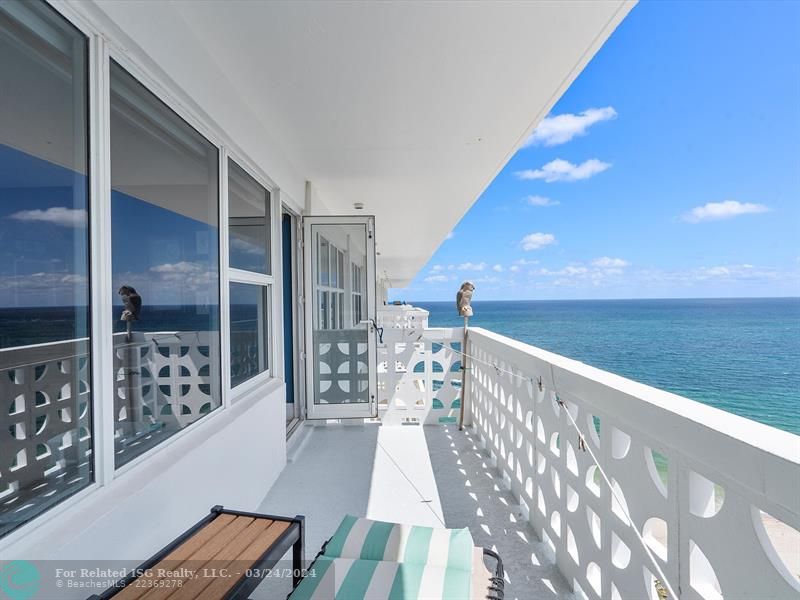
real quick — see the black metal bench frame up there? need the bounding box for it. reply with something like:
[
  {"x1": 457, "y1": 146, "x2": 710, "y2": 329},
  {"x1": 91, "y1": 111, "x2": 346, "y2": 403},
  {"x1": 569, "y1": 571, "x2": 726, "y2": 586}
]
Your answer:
[{"x1": 88, "y1": 505, "x2": 305, "y2": 600}]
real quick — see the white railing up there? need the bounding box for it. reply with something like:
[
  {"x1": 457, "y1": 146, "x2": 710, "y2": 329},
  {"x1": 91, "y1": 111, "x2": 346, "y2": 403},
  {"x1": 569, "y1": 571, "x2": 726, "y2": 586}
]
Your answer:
[
  {"x1": 466, "y1": 326, "x2": 800, "y2": 600},
  {"x1": 377, "y1": 326, "x2": 462, "y2": 425},
  {"x1": 0, "y1": 338, "x2": 92, "y2": 537},
  {"x1": 377, "y1": 304, "x2": 430, "y2": 330},
  {"x1": 0, "y1": 331, "x2": 218, "y2": 536}
]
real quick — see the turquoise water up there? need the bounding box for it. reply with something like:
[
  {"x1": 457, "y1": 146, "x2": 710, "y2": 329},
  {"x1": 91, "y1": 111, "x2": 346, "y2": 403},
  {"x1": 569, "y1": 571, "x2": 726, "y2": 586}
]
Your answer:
[{"x1": 414, "y1": 298, "x2": 800, "y2": 435}]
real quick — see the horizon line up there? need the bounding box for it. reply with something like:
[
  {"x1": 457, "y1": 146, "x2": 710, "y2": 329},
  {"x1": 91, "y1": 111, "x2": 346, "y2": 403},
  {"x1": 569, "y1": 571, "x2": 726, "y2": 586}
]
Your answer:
[{"x1": 398, "y1": 295, "x2": 800, "y2": 303}]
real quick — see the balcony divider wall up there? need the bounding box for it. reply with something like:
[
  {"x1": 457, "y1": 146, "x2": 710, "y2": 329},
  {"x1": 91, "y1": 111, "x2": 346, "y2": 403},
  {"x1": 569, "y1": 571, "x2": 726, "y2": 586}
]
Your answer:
[{"x1": 0, "y1": 0, "x2": 290, "y2": 556}]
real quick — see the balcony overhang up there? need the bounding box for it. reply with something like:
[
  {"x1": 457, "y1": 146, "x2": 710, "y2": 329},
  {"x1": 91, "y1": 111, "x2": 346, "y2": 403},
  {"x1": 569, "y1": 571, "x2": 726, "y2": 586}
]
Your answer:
[{"x1": 92, "y1": 0, "x2": 636, "y2": 286}]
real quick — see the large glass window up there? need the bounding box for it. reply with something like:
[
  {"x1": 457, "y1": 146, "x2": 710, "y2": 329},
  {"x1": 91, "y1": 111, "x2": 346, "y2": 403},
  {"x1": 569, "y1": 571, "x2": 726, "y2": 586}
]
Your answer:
[
  {"x1": 227, "y1": 159, "x2": 272, "y2": 389},
  {"x1": 0, "y1": 0, "x2": 91, "y2": 538},
  {"x1": 110, "y1": 61, "x2": 221, "y2": 468}
]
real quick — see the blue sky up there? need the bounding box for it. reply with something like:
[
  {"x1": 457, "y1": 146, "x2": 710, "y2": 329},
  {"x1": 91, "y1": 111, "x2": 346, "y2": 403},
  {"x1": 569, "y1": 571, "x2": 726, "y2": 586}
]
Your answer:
[{"x1": 392, "y1": 0, "x2": 800, "y2": 302}]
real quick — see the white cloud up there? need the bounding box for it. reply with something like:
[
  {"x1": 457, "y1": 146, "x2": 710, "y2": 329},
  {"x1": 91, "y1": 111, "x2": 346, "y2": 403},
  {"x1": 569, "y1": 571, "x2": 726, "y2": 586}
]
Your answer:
[
  {"x1": 514, "y1": 258, "x2": 540, "y2": 266},
  {"x1": 431, "y1": 264, "x2": 444, "y2": 272},
  {"x1": 532, "y1": 261, "x2": 629, "y2": 287},
  {"x1": 424, "y1": 274, "x2": 451, "y2": 283},
  {"x1": 457, "y1": 261, "x2": 487, "y2": 271},
  {"x1": 515, "y1": 158, "x2": 611, "y2": 182},
  {"x1": 592, "y1": 257, "x2": 629, "y2": 268},
  {"x1": 9, "y1": 206, "x2": 87, "y2": 227},
  {"x1": 525, "y1": 195, "x2": 560, "y2": 207},
  {"x1": 445, "y1": 231, "x2": 455, "y2": 240},
  {"x1": 492, "y1": 264, "x2": 504, "y2": 272},
  {"x1": 681, "y1": 200, "x2": 770, "y2": 223},
  {"x1": 150, "y1": 261, "x2": 205, "y2": 275},
  {"x1": 537, "y1": 265, "x2": 589, "y2": 277},
  {"x1": 525, "y1": 107, "x2": 617, "y2": 147},
  {"x1": 520, "y1": 233, "x2": 556, "y2": 251},
  {"x1": 230, "y1": 237, "x2": 264, "y2": 255},
  {"x1": 509, "y1": 265, "x2": 520, "y2": 273}
]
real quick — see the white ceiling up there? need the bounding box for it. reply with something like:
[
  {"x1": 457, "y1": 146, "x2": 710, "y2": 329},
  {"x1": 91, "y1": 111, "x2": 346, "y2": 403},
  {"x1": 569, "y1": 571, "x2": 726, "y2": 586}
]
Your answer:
[{"x1": 96, "y1": 0, "x2": 635, "y2": 287}]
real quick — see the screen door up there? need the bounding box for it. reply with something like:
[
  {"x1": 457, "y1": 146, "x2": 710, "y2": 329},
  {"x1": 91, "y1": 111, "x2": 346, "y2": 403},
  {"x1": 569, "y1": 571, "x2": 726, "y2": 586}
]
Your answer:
[{"x1": 303, "y1": 216, "x2": 377, "y2": 419}]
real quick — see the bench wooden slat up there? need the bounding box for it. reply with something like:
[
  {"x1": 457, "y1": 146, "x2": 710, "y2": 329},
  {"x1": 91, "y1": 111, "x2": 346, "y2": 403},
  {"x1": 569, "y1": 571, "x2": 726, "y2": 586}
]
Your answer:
[
  {"x1": 97, "y1": 510, "x2": 301, "y2": 600},
  {"x1": 113, "y1": 514, "x2": 238, "y2": 600},
  {"x1": 165, "y1": 518, "x2": 276, "y2": 600},
  {"x1": 140, "y1": 516, "x2": 255, "y2": 600},
  {"x1": 201, "y1": 520, "x2": 291, "y2": 600}
]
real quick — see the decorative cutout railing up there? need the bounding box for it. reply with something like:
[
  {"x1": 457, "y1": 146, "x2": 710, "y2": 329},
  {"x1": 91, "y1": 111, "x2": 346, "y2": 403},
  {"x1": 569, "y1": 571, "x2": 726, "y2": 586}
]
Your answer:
[
  {"x1": 0, "y1": 331, "x2": 218, "y2": 537},
  {"x1": 0, "y1": 338, "x2": 92, "y2": 538},
  {"x1": 312, "y1": 329, "x2": 371, "y2": 405},
  {"x1": 466, "y1": 326, "x2": 800, "y2": 600},
  {"x1": 113, "y1": 331, "x2": 219, "y2": 466},
  {"x1": 377, "y1": 327, "x2": 463, "y2": 425}
]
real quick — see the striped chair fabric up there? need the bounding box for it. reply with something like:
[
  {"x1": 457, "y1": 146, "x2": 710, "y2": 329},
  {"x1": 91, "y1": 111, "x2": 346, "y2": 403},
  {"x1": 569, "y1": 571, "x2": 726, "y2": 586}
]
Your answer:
[{"x1": 290, "y1": 516, "x2": 478, "y2": 599}]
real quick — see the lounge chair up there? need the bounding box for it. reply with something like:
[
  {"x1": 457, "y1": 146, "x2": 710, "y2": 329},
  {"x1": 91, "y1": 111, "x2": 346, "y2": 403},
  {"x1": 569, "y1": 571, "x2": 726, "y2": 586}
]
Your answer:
[{"x1": 289, "y1": 516, "x2": 504, "y2": 599}]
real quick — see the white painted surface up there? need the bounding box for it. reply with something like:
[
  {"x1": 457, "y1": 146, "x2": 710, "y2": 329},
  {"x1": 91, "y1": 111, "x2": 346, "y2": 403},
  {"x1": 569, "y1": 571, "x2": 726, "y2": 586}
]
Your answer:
[
  {"x1": 1, "y1": 381, "x2": 286, "y2": 578},
  {"x1": 79, "y1": 0, "x2": 634, "y2": 287},
  {"x1": 367, "y1": 425, "x2": 444, "y2": 528}
]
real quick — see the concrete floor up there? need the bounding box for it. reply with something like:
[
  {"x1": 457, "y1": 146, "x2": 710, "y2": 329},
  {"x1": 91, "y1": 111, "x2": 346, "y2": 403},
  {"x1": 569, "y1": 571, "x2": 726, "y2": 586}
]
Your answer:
[{"x1": 253, "y1": 423, "x2": 572, "y2": 600}]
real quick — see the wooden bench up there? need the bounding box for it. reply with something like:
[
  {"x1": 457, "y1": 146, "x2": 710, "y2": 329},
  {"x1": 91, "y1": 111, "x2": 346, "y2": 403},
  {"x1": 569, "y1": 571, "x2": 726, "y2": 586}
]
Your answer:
[{"x1": 88, "y1": 505, "x2": 304, "y2": 600}]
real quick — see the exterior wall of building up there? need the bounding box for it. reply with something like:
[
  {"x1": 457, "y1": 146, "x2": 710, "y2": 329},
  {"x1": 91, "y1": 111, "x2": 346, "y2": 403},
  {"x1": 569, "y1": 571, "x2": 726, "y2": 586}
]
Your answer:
[{"x1": 8, "y1": 381, "x2": 286, "y2": 567}]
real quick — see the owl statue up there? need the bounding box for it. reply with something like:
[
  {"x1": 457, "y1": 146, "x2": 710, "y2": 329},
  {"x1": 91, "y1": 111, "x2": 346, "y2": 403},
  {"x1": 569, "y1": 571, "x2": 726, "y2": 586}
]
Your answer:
[
  {"x1": 119, "y1": 285, "x2": 142, "y2": 321},
  {"x1": 456, "y1": 281, "x2": 475, "y2": 317}
]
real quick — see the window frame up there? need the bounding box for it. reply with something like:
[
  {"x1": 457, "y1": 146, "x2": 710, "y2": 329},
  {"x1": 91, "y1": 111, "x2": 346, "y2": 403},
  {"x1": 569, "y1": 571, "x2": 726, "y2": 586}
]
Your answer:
[
  {"x1": 224, "y1": 156, "x2": 280, "y2": 400},
  {"x1": 0, "y1": 0, "x2": 285, "y2": 551}
]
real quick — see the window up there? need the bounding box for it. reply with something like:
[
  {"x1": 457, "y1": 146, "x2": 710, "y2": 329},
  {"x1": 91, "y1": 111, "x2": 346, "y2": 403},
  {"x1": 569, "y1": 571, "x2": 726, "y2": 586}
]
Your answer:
[
  {"x1": 0, "y1": 0, "x2": 91, "y2": 537},
  {"x1": 229, "y1": 160, "x2": 270, "y2": 274},
  {"x1": 316, "y1": 236, "x2": 347, "y2": 330},
  {"x1": 227, "y1": 159, "x2": 272, "y2": 388},
  {"x1": 352, "y1": 264, "x2": 364, "y2": 326},
  {"x1": 110, "y1": 61, "x2": 221, "y2": 468},
  {"x1": 229, "y1": 282, "x2": 270, "y2": 387}
]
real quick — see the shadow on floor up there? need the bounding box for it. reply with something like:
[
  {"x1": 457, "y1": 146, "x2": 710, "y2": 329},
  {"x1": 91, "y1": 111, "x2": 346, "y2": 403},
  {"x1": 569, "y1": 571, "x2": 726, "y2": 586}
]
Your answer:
[
  {"x1": 424, "y1": 425, "x2": 573, "y2": 600},
  {"x1": 253, "y1": 424, "x2": 380, "y2": 599}
]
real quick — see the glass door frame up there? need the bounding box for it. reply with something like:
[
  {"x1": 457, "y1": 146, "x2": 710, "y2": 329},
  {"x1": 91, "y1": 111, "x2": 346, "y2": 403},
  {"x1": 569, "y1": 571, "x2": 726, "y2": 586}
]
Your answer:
[
  {"x1": 283, "y1": 207, "x2": 305, "y2": 435},
  {"x1": 303, "y1": 215, "x2": 377, "y2": 420}
]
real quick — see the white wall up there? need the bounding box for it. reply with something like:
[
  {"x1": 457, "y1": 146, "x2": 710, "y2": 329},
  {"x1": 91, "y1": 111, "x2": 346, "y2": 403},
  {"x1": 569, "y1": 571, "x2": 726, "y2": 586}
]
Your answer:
[{"x1": 8, "y1": 382, "x2": 286, "y2": 571}]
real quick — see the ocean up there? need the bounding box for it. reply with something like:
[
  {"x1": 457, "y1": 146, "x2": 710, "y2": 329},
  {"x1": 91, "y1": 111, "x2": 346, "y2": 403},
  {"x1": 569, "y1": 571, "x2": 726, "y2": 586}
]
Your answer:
[
  {"x1": 413, "y1": 298, "x2": 800, "y2": 435},
  {"x1": 2, "y1": 298, "x2": 798, "y2": 435}
]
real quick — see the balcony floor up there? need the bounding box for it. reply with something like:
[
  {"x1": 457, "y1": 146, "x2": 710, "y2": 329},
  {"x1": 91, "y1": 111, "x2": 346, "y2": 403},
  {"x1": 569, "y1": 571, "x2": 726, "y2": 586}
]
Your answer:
[{"x1": 253, "y1": 423, "x2": 572, "y2": 600}]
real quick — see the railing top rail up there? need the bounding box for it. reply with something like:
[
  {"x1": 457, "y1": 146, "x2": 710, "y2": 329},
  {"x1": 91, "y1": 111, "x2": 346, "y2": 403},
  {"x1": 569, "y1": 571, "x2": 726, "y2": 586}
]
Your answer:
[
  {"x1": 0, "y1": 331, "x2": 202, "y2": 371},
  {"x1": 0, "y1": 337, "x2": 90, "y2": 371}
]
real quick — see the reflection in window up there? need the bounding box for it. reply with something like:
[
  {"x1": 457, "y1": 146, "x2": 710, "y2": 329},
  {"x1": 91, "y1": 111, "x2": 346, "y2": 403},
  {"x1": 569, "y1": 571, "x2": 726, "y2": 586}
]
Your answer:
[
  {"x1": 230, "y1": 283, "x2": 270, "y2": 387},
  {"x1": 227, "y1": 159, "x2": 272, "y2": 390},
  {"x1": 228, "y1": 159, "x2": 270, "y2": 274},
  {"x1": 110, "y1": 61, "x2": 220, "y2": 468},
  {"x1": 315, "y1": 235, "x2": 351, "y2": 330},
  {"x1": 0, "y1": 0, "x2": 92, "y2": 538}
]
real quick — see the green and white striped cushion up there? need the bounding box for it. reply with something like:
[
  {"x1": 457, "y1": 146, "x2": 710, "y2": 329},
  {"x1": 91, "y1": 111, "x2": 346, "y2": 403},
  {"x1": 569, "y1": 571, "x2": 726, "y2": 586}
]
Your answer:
[
  {"x1": 323, "y1": 516, "x2": 474, "y2": 571},
  {"x1": 289, "y1": 556, "x2": 473, "y2": 600}
]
